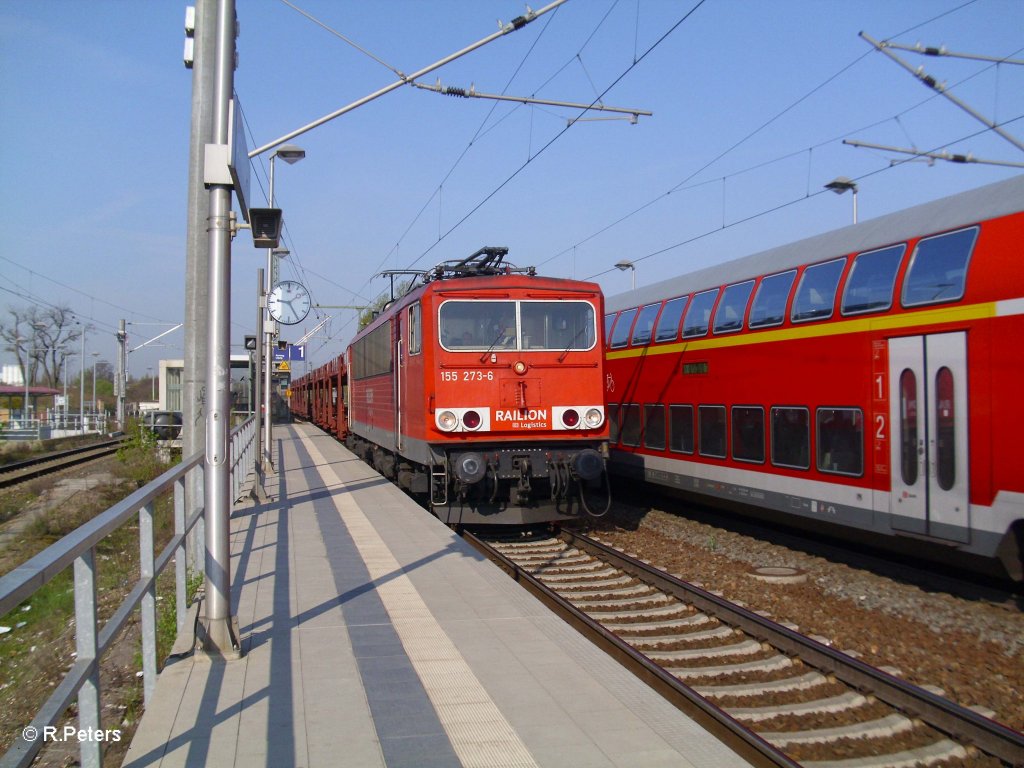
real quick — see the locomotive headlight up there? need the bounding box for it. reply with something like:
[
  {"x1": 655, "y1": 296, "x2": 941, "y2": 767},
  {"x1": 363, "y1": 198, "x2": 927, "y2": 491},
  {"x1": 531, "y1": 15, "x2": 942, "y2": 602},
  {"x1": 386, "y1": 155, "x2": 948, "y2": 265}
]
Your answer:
[
  {"x1": 437, "y1": 410, "x2": 459, "y2": 431},
  {"x1": 561, "y1": 409, "x2": 580, "y2": 428},
  {"x1": 513, "y1": 360, "x2": 528, "y2": 375},
  {"x1": 584, "y1": 408, "x2": 604, "y2": 428},
  {"x1": 454, "y1": 452, "x2": 487, "y2": 484},
  {"x1": 462, "y1": 410, "x2": 482, "y2": 430}
]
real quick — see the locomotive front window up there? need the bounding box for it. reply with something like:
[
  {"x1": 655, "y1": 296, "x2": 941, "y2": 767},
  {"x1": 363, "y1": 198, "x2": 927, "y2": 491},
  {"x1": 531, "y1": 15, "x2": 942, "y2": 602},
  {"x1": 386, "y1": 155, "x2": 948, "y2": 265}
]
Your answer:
[
  {"x1": 792, "y1": 258, "x2": 845, "y2": 323},
  {"x1": 521, "y1": 301, "x2": 596, "y2": 350},
  {"x1": 902, "y1": 226, "x2": 978, "y2": 307},
  {"x1": 841, "y1": 244, "x2": 905, "y2": 316},
  {"x1": 439, "y1": 300, "x2": 596, "y2": 352}
]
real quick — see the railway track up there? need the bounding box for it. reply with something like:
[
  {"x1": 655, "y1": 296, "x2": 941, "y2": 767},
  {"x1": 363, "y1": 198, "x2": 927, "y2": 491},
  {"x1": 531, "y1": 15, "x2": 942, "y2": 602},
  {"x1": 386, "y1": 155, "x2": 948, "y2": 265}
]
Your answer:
[
  {"x1": 0, "y1": 439, "x2": 123, "y2": 489},
  {"x1": 466, "y1": 529, "x2": 1024, "y2": 768}
]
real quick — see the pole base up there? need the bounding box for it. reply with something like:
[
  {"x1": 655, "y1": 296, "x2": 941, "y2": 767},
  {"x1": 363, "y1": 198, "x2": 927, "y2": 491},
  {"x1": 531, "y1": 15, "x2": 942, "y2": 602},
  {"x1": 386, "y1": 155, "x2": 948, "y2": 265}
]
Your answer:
[{"x1": 197, "y1": 612, "x2": 244, "y2": 661}]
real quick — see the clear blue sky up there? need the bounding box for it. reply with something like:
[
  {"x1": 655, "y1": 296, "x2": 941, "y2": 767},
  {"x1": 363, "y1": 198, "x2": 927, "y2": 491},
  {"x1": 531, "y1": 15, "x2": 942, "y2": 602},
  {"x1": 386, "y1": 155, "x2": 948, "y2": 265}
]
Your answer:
[{"x1": 2, "y1": 0, "x2": 1022, "y2": 379}]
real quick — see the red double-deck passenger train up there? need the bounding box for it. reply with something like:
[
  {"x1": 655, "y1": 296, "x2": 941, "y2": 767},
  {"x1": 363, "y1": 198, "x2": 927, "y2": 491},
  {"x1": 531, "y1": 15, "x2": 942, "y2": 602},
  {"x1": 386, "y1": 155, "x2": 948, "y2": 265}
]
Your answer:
[
  {"x1": 291, "y1": 247, "x2": 610, "y2": 526},
  {"x1": 603, "y1": 175, "x2": 1024, "y2": 580}
]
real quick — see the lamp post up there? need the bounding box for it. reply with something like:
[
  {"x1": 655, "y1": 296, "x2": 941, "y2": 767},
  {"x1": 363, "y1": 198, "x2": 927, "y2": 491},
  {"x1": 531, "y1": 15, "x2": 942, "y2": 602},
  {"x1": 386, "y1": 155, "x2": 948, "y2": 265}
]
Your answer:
[
  {"x1": 825, "y1": 176, "x2": 858, "y2": 224},
  {"x1": 14, "y1": 335, "x2": 29, "y2": 425},
  {"x1": 615, "y1": 259, "x2": 636, "y2": 290},
  {"x1": 91, "y1": 352, "x2": 100, "y2": 427},
  {"x1": 262, "y1": 144, "x2": 304, "y2": 471}
]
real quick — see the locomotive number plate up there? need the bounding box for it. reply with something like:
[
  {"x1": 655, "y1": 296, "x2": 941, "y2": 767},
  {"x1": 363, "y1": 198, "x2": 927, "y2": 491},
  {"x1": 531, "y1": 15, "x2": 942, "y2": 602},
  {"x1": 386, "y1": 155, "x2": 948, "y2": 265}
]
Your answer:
[{"x1": 440, "y1": 370, "x2": 495, "y2": 382}]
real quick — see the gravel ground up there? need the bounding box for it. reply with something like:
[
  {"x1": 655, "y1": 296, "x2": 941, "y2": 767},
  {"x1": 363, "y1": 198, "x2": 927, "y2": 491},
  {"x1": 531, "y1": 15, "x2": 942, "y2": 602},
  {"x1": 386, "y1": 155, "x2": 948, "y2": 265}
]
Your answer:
[{"x1": 590, "y1": 506, "x2": 1024, "y2": 733}]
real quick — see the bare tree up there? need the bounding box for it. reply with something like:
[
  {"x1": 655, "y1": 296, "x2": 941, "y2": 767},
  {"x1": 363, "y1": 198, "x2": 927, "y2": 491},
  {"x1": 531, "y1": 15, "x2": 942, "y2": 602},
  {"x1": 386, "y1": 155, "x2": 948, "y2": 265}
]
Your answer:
[{"x1": 0, "y1": 304, "x2": 83, "y2": 387}]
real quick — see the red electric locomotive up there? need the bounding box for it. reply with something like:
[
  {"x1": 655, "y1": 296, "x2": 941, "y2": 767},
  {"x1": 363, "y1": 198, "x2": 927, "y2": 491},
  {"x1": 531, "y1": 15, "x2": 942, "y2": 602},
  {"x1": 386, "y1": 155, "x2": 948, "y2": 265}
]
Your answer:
[
  {"x1": 296, "y1": 247, "x2": 610, "y2": 526},
  {"x1": 603, "y1": 175, "x2": 1024, "y2": 580}
]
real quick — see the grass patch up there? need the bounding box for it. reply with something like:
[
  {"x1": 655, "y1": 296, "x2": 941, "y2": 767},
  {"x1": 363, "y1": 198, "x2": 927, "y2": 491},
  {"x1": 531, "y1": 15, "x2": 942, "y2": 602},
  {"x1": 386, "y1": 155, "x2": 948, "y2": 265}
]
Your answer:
[{"x1": 0, "y1": 427, "x2": 186, "y2": 761}]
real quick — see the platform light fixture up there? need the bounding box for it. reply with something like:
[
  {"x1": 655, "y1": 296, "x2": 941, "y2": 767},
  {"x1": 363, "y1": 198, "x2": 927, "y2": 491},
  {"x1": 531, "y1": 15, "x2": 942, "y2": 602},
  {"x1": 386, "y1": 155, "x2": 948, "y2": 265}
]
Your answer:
[
  {"x1": 614, "y1": 259, "x2": 636, "y2": 290},
  {"x1": 825, "y1": 176, "x2": 858, "y2": 224}
]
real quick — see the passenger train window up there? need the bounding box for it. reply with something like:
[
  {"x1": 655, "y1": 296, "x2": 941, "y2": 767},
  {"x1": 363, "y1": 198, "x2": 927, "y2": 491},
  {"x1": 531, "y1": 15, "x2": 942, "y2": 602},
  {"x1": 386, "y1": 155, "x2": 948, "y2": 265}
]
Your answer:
[
  {"x1": 610, "y1": 308, "x2": 638, "y2": 348},
  {"x1": 669, "y1": 405, "x2": 694, "y2": 454},
  {"x1": 935, "y1": 367, "x2": 956, "y2": 491},
  {"x1": 620, "y1": 404, "x2": 641, "y2": 447},
  {"x1": 841, "y1": 244, "x2": 905, "y2": 315},
  {"x1": 632, "y1": 303, "x2": 662, "y2": 346},
  {"x1": 608, "y1": 404, "x2": 620, "y2": 443},
  {"x1": 682, "y1": 289, "x2": 719, "y2": 338},
  {"x1": 713, "y1": 281, "x2": 755, "y2": 334},
  {"x1": 748, "y1": 270, "x2": 796, "y2": 329},
  {"x1": 731, "y1": 406, "x2": 764, "y2": 463},
  {"x1": 604, "y1": 313, "x2": 617, "y2": 344},
  {"x1": 902, "y1": 226, "x2": 979, "y2": 307},
  {"x1": 791, "y1": 258, "x2": 845, "y2": 322},
  {"x1": 816, "y1": 408, "x2": 863, "y2": 476},
  {"x1": 655, "y1": 296, "x2": 688, "y2": 342},
  {"x1": 644, "y1": 404, "x2": 666, "y2": 450},
  {"x1": 698, "y1": 405, "x2": 727, "y2": 458},
  {"x1": 771, "y1": 407, "x2": 809, "y2": 469},
  {"x1": 898, "y1": 370, "x2": 918, "y2": 485}
]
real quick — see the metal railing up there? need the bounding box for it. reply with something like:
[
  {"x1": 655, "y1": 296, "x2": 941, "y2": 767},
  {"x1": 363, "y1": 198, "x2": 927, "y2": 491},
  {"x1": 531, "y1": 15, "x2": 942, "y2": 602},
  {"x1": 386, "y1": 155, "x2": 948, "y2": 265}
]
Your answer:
[{"x1": 0, "y1": 416, "x2": 257, "y2": 768}]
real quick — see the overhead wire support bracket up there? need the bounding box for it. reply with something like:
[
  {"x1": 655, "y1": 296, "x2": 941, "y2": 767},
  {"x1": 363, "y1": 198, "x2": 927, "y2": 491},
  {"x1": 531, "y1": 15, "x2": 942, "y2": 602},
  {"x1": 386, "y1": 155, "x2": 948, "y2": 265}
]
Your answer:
[
  {"x1": 249, "y1": 0, "x2": 570, "y2": 159},
  {"x1": 874, "y1": 40, "x2": 1024, "y2": 67},
  {"x1": 412, "y1": 79, "x2": 653, "y2": 124},
  {"x1": 860, "y1": 31, "x2": 1024, "y2": 156},
  {"x1": 843, "y1": 138, "x2": 1024, "y2": 169}
]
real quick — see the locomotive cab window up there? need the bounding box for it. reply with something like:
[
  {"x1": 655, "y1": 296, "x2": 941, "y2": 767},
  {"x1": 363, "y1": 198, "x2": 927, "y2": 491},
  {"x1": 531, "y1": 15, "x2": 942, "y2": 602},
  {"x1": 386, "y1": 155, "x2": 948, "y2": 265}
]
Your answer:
[
  {"x1": 816, "y1": 407, "x2": 863, "y2": 476},
  {"x1": 792, "y1": 258, "x2": 845, "y2": 323},
  {"x1": 902, "y1": 226, "x2": 979, "y2": 307},
  {"x1": 841, "y1": 244, "x2": 905, "y2": 316},
  {"x1": 748, "y1": 270, "x2": 796, "y2": 329},
  {"x1": 682, "y1": 289, "x2": 720, "y2": 338},
  {"x1": 632, "y1": 303, "x2": 662, "y2": 346},
  {"x1": 655, "y1": 296, "x2": 688, "y2": 342},
  {"x1": 408, "y1": 302, "x2": 422, "y2": 355},
  {"x1": 609, "y1": 307, "x2": 638, "y2": 349},
  {"x1": 439, "y1": 300, "x2": 596, "y2": 352},
  {"x1": 713, "y1": 280, "x2": 755, "y2": 334}
]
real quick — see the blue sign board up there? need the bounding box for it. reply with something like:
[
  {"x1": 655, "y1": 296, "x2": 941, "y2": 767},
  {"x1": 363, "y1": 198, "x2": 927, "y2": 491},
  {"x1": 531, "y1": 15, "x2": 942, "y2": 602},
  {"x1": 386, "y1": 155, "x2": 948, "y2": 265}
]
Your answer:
[{"x1": 273, "y1": 344, "x2": 306, "y2": 362}]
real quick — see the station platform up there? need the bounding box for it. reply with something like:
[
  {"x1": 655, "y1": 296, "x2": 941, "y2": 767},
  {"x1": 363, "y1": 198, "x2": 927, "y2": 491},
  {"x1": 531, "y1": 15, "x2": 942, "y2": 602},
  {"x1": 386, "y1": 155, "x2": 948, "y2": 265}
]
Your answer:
[{"x1": 122, "y1": 422, "x2": 752, "y2": 768}]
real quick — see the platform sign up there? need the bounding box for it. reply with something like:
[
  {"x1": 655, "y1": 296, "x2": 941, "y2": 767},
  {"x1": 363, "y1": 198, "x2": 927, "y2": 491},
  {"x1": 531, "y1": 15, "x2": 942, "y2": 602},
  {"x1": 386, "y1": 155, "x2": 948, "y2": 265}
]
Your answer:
[{"x1": 272, "y1": 344, "x2": 306, "y2": 362}]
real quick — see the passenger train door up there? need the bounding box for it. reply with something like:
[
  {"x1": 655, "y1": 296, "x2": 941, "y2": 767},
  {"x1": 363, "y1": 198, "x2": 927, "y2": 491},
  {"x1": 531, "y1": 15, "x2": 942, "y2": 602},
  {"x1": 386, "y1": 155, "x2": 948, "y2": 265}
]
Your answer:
[{"x1": 887, "y1": 332, "x2": 969, "y2": 542}]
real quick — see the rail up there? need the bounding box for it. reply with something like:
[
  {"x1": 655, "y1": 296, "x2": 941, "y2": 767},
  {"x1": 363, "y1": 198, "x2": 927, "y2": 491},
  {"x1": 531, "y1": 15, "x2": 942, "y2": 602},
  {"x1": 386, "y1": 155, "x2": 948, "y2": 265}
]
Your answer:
[{"x1": 0, "y1": 415, "x2": 258, "y2": 768}]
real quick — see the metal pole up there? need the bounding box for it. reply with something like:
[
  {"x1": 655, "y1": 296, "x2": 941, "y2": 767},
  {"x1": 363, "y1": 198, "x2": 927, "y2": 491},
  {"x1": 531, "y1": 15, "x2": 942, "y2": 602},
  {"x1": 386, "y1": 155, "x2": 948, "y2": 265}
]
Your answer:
[
  {"x1": 80, "y1": 327, "x2": 86, "y2": 433},
  {"x1": 262, "y1": 155, "x2": 276, "y2": 471},
  {"x1": 253, "y1": 268, "x2": 267, "y2": 501},
  {"x1": 200, "y1": 0, "x2": 240, "y2": 658},
  {"x1": 184, "y1": 0, "x2": 216, "y2": 576},
  {"x1": 116, "y1": 320, "x2": 127, "y2": 429}
]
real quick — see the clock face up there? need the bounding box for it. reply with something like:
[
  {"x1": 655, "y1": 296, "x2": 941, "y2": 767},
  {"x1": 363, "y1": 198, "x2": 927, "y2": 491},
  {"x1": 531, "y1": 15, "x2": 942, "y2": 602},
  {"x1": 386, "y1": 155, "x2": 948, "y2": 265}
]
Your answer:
[{"x1": 268, "y1": 280, "x2": 311, "y2": 325}]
